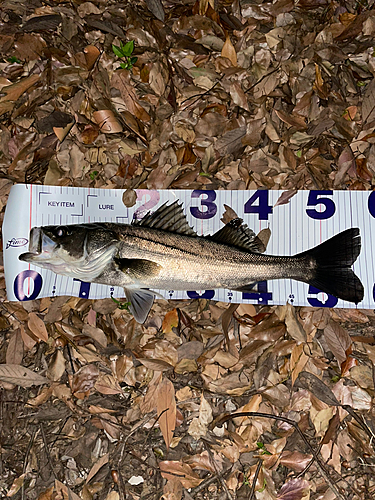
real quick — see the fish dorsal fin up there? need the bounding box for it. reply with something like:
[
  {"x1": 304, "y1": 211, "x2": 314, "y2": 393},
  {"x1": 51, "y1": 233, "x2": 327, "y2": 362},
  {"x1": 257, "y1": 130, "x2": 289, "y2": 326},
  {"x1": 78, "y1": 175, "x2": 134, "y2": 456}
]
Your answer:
[
  {"x1": 209, "y1": 218, "x2": 264, "y2": 253},
  {"x1": 132, "y1": 201, "x2": 197, "y2": 236}
]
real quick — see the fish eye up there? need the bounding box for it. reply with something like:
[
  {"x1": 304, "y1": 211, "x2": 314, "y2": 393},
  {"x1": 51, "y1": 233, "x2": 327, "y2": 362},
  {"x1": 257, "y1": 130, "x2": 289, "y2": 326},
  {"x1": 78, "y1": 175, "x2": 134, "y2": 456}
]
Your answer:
[{"x1": 55, "y1": 226, "x2": 70, "y2": 238}]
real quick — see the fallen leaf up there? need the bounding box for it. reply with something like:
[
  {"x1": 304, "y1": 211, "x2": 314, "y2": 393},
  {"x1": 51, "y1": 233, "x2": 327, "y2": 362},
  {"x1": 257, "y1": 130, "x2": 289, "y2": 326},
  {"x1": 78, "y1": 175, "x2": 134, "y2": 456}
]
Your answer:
[
  {"x1": 0, "y1": 364, "x2": 49, "y2": 388},
  {"x1": 157, "y1": 376, "x2": 176, "y2": 449},
  {"x1": 92, "y1": 110, "x2": 122, "y2": 133},
  {"x1": 221, "y1": 36, "x2": 237, "y2": 66}
]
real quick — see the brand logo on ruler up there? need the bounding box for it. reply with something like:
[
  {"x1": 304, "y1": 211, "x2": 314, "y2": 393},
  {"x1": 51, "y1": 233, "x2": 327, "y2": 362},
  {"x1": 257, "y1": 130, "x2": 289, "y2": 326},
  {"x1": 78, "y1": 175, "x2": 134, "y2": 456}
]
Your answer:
[{"x1": 6, "y1": 237, "x2": 28, "y2": 249}]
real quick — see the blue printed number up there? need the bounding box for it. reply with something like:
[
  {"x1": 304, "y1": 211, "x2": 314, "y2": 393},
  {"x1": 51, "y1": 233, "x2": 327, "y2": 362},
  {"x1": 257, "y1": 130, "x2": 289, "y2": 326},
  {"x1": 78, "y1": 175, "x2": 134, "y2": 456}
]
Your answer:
[
  {"x1": 244, "y1": 190, "x2": 272, "y2": 220},
  {"x1": 368, "y1": 191, "x2": 375, "y2": 218},
  {"x1": 187, "y1": 290, "x2": 215, "y2": 299},
  {"x1": 190, "y1": 190, "x2": 217, "y2": 219},
  {"x1": 307, "y1": 286, "x2": 338, "y2": 307},
  {"x1": 306, "y1": 191, "x2": 335, "y2": 220},
  {"x1": 242, "y1": 281, "x2": 272, "y2": 305},
  {"x1": 14, "y1": 270, "x2": 43, "y2": 301},
  {"x1": 73, "y1": 279, "x2": 91, "y2": 299}
]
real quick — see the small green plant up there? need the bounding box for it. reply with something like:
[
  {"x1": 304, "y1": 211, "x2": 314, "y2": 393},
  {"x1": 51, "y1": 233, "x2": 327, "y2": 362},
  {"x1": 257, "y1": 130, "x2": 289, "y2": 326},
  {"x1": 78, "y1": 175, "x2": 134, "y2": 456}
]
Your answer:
[
  {"x1": 89, "y1": 170, "x2": 99, "y2": 180},
  {"x1": 256, "y1": 442, "x2": 272, "y2": 455},
  {"x1": 7, "y1": 56, "x2": 21, "y2": 64},
  {"x1": 111, "y1": 296, "x2": 131, "y2": 312},
  {"x1": 112, "y1": 40, "x2": 137, "y2": 70}
]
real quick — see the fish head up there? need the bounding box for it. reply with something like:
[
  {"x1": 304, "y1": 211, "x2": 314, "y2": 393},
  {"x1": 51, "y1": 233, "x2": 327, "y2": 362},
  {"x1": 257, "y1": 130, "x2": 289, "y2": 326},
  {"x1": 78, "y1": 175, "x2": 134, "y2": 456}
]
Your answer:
[{"x1": 19, "y1": 224, "x2": 119, "y2": 278}]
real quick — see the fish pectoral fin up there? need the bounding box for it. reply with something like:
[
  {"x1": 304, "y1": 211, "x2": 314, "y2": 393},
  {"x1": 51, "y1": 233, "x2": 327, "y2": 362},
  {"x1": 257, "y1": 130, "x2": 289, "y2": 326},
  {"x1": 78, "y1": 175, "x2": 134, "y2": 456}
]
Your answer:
[
  {"x1": 114, "y1": 257, "x2": 162, "y2": 279},
  {"x1": 125, "y1": 288, "x2": 156, "y2": 324}
]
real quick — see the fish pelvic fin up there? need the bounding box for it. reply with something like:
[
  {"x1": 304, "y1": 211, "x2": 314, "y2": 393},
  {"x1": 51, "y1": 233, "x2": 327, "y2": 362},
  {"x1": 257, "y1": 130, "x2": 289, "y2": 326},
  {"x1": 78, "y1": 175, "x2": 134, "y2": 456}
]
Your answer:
[
  {"x1": 125, "y1": 288, "x2": 156, "y2": 324},
  {"x1": 298, "y1": 228, "x2": 364, "y2": 304}
]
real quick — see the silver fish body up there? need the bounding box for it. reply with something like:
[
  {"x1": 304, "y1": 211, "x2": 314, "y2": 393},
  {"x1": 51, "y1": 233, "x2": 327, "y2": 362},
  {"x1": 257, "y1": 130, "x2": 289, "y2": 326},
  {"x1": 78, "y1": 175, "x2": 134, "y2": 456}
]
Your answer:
[{"x1": 19, "y1": 201, "x2": 364, "y2": 323}]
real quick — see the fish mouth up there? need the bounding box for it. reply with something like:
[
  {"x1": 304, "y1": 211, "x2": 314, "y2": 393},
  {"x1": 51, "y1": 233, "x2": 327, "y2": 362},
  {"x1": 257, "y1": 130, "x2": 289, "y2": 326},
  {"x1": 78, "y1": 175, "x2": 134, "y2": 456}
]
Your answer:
[{"x1": 19, "y1": 228, "x2": 58, "y2": 263}]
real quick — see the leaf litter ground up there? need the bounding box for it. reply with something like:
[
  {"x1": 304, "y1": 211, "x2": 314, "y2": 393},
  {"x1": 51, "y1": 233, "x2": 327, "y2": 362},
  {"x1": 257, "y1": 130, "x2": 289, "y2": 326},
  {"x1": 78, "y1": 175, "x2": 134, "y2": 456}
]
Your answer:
[{"x1": 0, "y1": 0, "x2": 375, "y2": 499}]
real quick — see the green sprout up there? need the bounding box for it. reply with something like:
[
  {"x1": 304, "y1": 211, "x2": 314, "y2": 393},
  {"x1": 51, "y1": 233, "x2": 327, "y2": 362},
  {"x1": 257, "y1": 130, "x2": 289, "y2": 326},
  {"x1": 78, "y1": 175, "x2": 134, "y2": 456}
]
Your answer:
[
  {"x1": 111, "y1": 296, "x2": 131, "y2": 311},
  {"x1": 256, "y1": 442, "x2": 272, "y2": 455},
  {"x1": 112, "y1": 40, "x2": 137, "y2": 70},
  {"x1": 89, "y1": 170, "x2": 99, "y2": 180},
  {"x1": 7, "y1": 56, "x2": 22, "y2": 64}
]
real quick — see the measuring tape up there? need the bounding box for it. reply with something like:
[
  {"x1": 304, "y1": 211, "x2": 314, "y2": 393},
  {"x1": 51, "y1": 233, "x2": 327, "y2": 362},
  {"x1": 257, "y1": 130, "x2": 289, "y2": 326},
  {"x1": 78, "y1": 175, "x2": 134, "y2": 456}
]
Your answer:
[{"x1": 3, "y1": 184, "x2": 375, "y2": 309}]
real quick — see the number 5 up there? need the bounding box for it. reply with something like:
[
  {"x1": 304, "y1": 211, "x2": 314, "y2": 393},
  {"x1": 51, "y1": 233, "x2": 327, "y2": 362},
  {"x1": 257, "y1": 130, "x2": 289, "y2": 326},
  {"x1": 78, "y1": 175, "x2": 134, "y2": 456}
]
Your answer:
[{"x1": 306, "y1": 191, "x2": 335, "y2": 220}]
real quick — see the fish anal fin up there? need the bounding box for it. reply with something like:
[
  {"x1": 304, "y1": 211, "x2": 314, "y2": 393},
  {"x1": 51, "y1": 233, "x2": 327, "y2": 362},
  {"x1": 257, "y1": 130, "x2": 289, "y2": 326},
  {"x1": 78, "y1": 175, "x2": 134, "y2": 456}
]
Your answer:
[
  {"x1": 125, "y1": 288, "x2": 155, "y2": 324},
  {"x1": 115, "y1": 257, "x2": 162, "y2": 280},
  {"x1": 132, "y1": 201, "x2": 197, "y2": 237},
  {"x1": 209, "y1": 218, "x2": 264, "y2": 253}
]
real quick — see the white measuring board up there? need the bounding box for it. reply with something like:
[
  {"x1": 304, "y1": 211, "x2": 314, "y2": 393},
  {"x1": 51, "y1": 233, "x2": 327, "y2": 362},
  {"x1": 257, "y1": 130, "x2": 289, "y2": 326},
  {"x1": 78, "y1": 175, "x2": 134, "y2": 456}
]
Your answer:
[{"x1": 3, "y1": 184, "x2": 375, "y2": 309}]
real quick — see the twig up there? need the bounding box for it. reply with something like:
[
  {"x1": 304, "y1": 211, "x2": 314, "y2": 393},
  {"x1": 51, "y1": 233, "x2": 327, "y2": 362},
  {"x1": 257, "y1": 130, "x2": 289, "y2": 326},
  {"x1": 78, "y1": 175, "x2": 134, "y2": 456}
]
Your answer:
[
  {"x1": 202, "y1": 439, "x2": 234, "y2": 500},
  {"x1": 214, "y1": 412, "x2": 347, "y2": 500},
  {"x1": 248, "y1": 459, "x2": 262, "y2": 500},
  {"x1": 21, "y1": 426, "x2": 38, "y2": 500}
]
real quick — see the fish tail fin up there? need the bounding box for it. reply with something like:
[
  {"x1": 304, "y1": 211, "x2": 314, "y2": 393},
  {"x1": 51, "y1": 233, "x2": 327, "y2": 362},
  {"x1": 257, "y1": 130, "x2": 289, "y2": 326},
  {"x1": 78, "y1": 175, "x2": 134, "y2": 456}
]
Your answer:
[{"x1": 299, "y1": 228, "x2": 363, "y2": 304}]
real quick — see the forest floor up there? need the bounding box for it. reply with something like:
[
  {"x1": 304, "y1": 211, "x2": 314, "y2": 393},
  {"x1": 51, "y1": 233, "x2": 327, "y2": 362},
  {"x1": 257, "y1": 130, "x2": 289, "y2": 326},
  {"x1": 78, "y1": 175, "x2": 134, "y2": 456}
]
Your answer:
[{"x1": 0, "y1": 0, "x2": 375, "y2": 499}]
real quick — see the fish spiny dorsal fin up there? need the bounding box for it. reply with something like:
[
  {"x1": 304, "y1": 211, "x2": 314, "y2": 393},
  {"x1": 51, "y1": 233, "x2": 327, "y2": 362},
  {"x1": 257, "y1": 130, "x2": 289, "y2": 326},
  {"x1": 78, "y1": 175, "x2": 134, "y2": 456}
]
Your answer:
[
  {"x1": 209, "y1": 218, "x2": 264, "y2": 253},
  {"x1": 132, "y1": 201, "x2": 197, "y2": 236}
]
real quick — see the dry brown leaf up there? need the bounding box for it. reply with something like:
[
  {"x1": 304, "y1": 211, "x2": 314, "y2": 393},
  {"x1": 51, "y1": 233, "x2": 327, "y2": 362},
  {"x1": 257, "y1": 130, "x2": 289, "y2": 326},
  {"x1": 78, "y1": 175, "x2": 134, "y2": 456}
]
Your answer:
[
  {"x1": 156, "y1": 376, "x2": 176, "y2": 449},
  {"x1": 0, "y1": 364, "x2": 48, "y2": 388},
  {"x1": 55, "y1": 480, "x2": 81, "y2": 500},
  {"x1": 277, "y1": 478, "x2": 309, "y2": 500},
  {"x1": 6, "y1": 329, "x2": 23, "y2": 365},
  {"x1": 28, "y1": 312, "x2": 48, "y2": 342},
  {"x1": 290, "y1": 343, "x2": 308, "y2": 386},
  {"x1": 0, "y1": 74, "x2": 40, "y2": 103},
  {"x1": 324, "y1": 321, "x2": 352, "y2": 366},
  {"x1": 86, "y1": 453, "x2": 109, "y2": 484},
  {"x1": 221, "y1": 36, "x2": 237, "y2": 66},
  {"x1": 47, "y1": 350, "x2": 66, "y2": 381},
  {"x1": 92, "y1": 110, "x2": 122, "y2": 133},
  {"x1": 159, "y1": 461, "x2": 202, "y2": 488},
  {"x1": 83, "y1": 45, "x2": 100, "y2": 70},
  {"x1": 71, "y1": 364, "x2": 100, "y2": 396}
]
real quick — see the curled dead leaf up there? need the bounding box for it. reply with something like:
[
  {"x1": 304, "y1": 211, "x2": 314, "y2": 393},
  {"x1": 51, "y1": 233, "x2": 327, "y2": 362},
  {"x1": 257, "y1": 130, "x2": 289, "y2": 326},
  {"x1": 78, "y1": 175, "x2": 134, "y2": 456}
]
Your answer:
[{"x1": 92, "y1": 110, "x2": 123, "y2": 134}]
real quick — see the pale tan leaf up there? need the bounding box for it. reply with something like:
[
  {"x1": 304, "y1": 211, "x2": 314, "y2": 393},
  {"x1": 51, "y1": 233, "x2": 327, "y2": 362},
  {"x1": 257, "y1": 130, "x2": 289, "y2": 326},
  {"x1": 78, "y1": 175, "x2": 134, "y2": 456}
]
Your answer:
[
  {"x1": 92, "y1": 110, "x2": 122, "y2": 133},
  {"x1": 28, "y1": 312, "x2": 48, "y2": 342},
  {"x1": 95, "y1": 373, "x2": 122, "y2": 395},
  {"x1": 156, "y1": 377, "x2": 176, "y2": 449},
  {"x1": 0, "y1": 364, "x2": 48, "y2": 388},
  {"x1": 47, "y1": 350, "x2": 66, "y2": 381},
  {"x1": 188, "y1": 394, "x2": 213, "y2": 440},
  {"x1": 53, "y1": 121, "x2": 74, "y2": 142},
  {"x1": 221, "y1": 36, "x2": 237, "y2": 66},
  {"x1": 138, "y1": 358, "x2": 174, "y2": 371},
  {"x1": 55, "y1": 480, "x2": 81, "y2": 500},
  {"x1": 159, "y1": 461, "x2": 202, "y2": 488},
  {"x1": 0, "y1": 74, "x2": 40, "y2": 103},
  {"x1": 86, "y1": 453, "x2": 109, "y2": 484},
  {"x1": 6, "y1": 473, "x2": 26, "y2": 497},
  {"x1": 290, "y1": 343, "x2": 309, "y2": 386}
]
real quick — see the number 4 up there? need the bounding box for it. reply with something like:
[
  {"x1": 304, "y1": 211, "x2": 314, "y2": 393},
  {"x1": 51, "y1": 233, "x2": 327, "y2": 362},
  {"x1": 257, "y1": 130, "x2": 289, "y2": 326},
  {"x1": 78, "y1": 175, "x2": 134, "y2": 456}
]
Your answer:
[{"x1": 244, "y1": 190, "x2": 273, "y2": 220}]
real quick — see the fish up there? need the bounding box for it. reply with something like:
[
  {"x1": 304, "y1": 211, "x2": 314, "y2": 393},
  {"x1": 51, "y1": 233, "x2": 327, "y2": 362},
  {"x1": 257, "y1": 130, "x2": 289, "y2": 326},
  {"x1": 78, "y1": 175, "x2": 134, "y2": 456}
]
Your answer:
[{"x1": 19, "y1": 201, "x2": 364, "y2": 323}]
